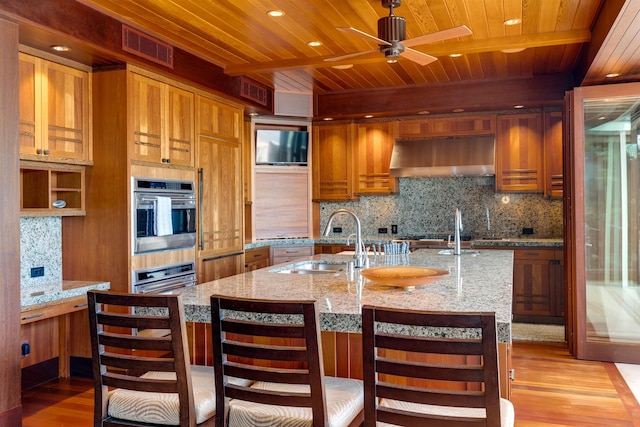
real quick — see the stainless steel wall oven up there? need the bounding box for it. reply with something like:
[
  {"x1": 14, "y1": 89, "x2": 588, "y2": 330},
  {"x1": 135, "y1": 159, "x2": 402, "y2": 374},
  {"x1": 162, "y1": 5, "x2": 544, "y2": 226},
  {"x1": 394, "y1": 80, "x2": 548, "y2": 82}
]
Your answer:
[
  {"x1": 132, "y1": 261, "x2": 196, "y2": 294},
  {"x1": 132, "y1": 177, "x2": 196, "y2": 254}
]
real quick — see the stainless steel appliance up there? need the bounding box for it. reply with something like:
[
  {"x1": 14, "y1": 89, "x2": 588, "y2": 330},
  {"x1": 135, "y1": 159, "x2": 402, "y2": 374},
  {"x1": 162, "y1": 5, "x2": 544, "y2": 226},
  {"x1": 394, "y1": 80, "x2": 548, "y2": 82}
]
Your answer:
[
  {"x1": 132, "y1": 177, "x2": 196, "y2": 254},
  {"x1": 132, "y1": 261, "x2": 196, "y2": 294}
]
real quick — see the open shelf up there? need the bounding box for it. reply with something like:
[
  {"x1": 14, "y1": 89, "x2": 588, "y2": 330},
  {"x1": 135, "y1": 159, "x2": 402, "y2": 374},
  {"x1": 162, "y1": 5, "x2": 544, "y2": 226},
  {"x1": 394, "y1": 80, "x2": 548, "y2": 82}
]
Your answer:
[{"x1": 20, "y1": 162, "x2": 86, "y2": 216}]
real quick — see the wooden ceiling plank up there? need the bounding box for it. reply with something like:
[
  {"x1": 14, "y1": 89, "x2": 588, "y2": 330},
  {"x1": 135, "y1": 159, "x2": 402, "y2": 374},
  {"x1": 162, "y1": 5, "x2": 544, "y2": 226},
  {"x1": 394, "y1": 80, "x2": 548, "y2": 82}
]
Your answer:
[
  {"x1": 522, "y1": 0, "x2": 542, "y2": 35},
  {"x1": 538, "y1": 0, "x2": 562, "y2": 32},
  {"x1": 463, "y1": 0, "x2": 490, "y2": 39},
  {"x1": 482, "y1": 0, "x2": 508, "y2": 38}
]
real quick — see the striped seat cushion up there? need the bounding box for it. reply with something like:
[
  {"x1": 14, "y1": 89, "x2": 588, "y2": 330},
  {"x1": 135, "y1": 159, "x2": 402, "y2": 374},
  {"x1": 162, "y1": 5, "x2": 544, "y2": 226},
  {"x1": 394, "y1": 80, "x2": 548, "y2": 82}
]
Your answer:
[
  {"x1": 377, "y1": 397, "x2": 515, "y2": 427},
  {"x1": 107, "y1": 365, "x2": 218, "y2": 425},
  {"x1": 228, "y1": 376, "x2": 364, "y2": 427}
]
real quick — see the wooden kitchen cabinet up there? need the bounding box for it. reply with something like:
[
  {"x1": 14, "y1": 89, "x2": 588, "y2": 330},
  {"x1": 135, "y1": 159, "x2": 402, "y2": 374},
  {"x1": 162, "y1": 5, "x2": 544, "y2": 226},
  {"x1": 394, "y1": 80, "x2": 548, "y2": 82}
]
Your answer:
[
  {"x1": 271, "y1": 245, "x2": 314, "y2": 265},
  {"x1": 244, "y1": 246, "x2": 270, "y2": 271},
  {"x1": 353, "y1": 121, "x2": 398, "y2": 195},
  {"x1": 20, "y1": 162, "x2": 85, "y2": 216},
  {"x1": 396, "y1": 115, "x2": 495, "y2": 138},
  {"x1": 512, "y1": 248, "x2": 565, "y2": 324},
  {"x1": 130, "y1": 72, "x2": 195, "y2": 167},
  {"x1": 19, "y1": 52, "x2": 91, "y2": 163},
  {"x1": 544, "y1": 111, "x2": 564, "y2": 198},
  {"x1": 312, "y1": 122, "x2": 355, "y2": 201},
  {"x1": 196, "y1": 95, "x2": 244, "y2": 258},
  {"x1": 495, "y1": 113, "x2": 544, "y2": 192},
  {"x1": 198, "y1": 252, "x2": 245, "y2": 284}
]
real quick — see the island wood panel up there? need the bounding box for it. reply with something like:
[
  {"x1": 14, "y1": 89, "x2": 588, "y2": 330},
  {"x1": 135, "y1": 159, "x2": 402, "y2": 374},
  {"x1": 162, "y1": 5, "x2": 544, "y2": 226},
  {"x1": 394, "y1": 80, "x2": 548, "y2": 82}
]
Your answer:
[
  {"x1": 396, "y1": 115, "x2": 496, "y2": 138},
  {"x1": 353, "y1": 121, "x2": 397, "y2": 195},
  {"x1": 185, "y1": 325, "x2": 510, "y2": 398}
]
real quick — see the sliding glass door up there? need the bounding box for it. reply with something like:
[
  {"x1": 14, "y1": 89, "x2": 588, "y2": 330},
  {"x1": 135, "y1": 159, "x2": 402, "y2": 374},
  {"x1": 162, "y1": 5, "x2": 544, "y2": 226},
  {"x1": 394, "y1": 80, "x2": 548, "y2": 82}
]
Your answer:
[{"x1": 570, "y1": 83, "x2": 640, "y2": 363}]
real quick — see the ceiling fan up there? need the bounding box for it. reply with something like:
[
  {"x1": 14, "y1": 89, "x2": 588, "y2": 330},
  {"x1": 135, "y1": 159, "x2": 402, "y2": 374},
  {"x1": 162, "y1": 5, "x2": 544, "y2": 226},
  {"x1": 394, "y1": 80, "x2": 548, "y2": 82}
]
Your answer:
[{"x1": 325, "y1": 0, "x2": 472, "y2": 66}]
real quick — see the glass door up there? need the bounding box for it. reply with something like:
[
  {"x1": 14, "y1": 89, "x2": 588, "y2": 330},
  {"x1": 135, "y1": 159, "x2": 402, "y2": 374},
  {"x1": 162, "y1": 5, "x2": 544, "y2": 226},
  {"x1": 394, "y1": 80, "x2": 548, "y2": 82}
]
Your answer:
[{"x1": 570, "y1": 83, "x2": 640, "y2": 363}]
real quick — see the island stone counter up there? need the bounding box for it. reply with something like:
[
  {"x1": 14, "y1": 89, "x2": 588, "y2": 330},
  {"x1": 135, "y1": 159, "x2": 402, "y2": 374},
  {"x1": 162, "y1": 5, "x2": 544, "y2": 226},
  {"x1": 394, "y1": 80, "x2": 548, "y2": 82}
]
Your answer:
[{"x1": 179, "y1": 248, "x2": 515, "y2": 397}]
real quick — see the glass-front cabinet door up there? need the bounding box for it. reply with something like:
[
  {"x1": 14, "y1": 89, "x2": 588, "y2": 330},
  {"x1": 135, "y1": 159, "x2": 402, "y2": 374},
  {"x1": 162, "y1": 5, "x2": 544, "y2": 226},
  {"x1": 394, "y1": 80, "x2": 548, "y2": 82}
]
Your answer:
[{"x1": 570, "y1": 83, "x2": 640, "y2": 363}]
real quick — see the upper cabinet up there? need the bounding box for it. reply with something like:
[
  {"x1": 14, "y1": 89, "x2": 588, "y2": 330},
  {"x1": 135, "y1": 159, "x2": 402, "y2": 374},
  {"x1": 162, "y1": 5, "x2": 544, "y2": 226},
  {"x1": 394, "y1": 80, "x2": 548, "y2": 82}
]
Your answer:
[
  {"x1": 19, "y1": 53, "x2": 91, "y2": 164},
  {"x1": 543, "y1": 111, "x2": 564, "y2": 198},
  {"x1": 130, "y1": 72, "x2": 194, "y2": 167},
  {"x1": 353, "y1": 122, "x2": 398, "y2": 195},
  {"x1": 397, "y1": 115, "x2": 495, "y2": 138},
  {"x1": 495, "y1": 113, "x2": 544, "y2": 192},
  {"x1": 312, "y1": 122, "x2": 355, "y2": 201}
]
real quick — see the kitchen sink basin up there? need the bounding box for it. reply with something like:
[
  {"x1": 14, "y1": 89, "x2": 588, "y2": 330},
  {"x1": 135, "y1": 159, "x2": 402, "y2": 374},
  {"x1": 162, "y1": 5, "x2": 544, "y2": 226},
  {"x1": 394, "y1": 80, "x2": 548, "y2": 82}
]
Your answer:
[
  {"x1": 274, "y1": 262, "x2": 348, "y2": 275},
  {"x1": 438, "y1": 249, "x2": 481, "y2": 256}
]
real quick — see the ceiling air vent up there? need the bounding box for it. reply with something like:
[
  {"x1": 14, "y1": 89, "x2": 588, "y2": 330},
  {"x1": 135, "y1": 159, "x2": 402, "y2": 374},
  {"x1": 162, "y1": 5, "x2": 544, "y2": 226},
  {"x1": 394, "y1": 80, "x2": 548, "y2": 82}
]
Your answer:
[
  {"x1": 122, "y1": 24, "x2": 173, "y2": 68},
  {"x1": 240, "y1": 77, "x2": 268, "y2": 106}
]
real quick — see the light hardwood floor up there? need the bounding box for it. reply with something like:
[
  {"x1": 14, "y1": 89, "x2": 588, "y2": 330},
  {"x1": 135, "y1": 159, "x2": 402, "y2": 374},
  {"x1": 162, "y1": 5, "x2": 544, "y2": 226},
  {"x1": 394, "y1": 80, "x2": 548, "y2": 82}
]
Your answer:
[{"x1": 21, "y1": 341, "x2": 640, "y2": 426}]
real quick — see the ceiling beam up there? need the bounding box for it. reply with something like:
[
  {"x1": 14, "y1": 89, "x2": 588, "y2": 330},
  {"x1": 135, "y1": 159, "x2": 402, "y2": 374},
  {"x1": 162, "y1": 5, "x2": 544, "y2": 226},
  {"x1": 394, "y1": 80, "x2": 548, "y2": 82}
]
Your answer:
[{"x1": 225, "y1": 29, "x2": 591, "y2": 75}]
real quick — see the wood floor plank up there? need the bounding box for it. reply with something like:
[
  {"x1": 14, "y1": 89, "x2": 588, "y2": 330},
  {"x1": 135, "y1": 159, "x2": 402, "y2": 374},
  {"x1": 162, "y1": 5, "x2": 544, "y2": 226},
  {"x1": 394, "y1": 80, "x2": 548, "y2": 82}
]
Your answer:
[{"x1": 20, "y1": 342, "x2": 640, "y2": 426}]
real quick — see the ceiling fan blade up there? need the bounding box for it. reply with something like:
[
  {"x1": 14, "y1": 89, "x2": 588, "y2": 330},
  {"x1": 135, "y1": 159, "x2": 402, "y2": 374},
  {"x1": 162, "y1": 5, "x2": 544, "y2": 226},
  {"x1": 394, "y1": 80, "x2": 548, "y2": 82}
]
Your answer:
[
  {"x1": 400, "y1": 48, "x2": 438, "y2": 66},
  {"x1": 402, "y1": 25, "x2": 472, "y2": 48},
  {"x1": 324, "y1": 49, "x2": 379, "y2": 62},
  {"x1": 337, "y1": 27, "x2": 391, "y2": 46}
]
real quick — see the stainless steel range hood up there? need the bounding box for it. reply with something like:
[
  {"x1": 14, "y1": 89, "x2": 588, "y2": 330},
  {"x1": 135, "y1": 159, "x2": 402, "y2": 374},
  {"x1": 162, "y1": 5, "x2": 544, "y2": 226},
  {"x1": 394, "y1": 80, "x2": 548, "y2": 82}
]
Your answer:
[{"x1": 389, "y1": 135, "x2": 495, "y2": 177}]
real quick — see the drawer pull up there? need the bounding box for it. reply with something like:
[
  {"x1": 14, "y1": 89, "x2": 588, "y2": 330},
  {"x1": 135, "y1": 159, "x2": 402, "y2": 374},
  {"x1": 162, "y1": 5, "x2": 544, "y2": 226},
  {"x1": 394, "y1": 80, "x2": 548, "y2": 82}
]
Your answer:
[
  {"x1": 75, "y1": 302, "x2": 88, "y2": 308},
  {"x1": 22, "y1": 313, "x2": 44, "y2": 321}
]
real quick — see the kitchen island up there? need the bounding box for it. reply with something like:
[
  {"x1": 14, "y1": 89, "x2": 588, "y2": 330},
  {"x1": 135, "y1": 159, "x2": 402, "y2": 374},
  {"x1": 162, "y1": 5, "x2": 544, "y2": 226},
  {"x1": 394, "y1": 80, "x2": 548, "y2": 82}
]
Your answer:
[{"x1": 178, "y1": 248, "x2": 515, "y2": 397}]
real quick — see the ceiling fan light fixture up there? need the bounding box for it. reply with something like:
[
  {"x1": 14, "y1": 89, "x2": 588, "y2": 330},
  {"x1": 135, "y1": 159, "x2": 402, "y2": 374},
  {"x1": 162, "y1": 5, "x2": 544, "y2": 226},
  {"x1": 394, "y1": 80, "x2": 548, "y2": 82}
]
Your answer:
[{"x1": 386, "y1": 57, "x2": 398, "y2": 64}]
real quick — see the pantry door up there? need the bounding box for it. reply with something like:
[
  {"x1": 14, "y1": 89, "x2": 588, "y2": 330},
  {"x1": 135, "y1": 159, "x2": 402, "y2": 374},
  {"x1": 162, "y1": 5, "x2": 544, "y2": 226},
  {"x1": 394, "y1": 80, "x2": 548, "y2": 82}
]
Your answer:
[{"x1": 570, "y1": 83, "x2": 640, "y2": 363}]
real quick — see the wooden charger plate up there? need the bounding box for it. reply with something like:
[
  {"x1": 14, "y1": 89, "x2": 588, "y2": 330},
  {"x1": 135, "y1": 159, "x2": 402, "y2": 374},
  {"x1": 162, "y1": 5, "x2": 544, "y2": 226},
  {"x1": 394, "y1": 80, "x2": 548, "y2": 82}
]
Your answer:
[{"x1": 359, "y1": 266, "x2": 450, "y2": 287}]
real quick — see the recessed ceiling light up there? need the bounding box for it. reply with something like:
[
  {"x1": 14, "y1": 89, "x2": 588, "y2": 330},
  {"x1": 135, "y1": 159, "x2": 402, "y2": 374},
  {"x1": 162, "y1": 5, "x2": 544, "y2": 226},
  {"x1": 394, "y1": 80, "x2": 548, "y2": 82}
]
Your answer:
[
  {"x1": 452, "y1": 108, "x2": 464, "y2": 113},
  {"x1": 50, "y1": 45, "x2": 71, "y2": 52},
  {"x1": 331, "y1": 64, "x2": 353, "y2": 70},
  {"x1": 418, "y1": 110, "x2": 430, "y2": 115},
  {"x1": 606, "y1": 73, "x2": 620, "y2": 78},
  {"x1": 364, "y1": 115, "x2": 374, "y2": 118},
  {"x1": 514, "y1": 105, "x2": 524, "y2": 109},
  {"x1": 598, "y1": 116, "x2": 606, "y2": 120},
  {"x1": 308, "y1": 41, "x2": 322, "y2": 47},
  {"x1": 501, "y1": 48, "x2": 526, "y2": 53},
  {"x1": 267, "y1": 10, "x2": 284, "y2": 17},
  {"x1": 504, "y1": 18, "x2": 521, "y2": 26},
  {"x1": 249, "y1": 112, "x2": 259, "y2": 117},
  {"x1": 449, "y1": 53, "x2": 462, "y2": 58},
  {"x1": 323, "y1": 117, "x2": 333, "y2": 121}
]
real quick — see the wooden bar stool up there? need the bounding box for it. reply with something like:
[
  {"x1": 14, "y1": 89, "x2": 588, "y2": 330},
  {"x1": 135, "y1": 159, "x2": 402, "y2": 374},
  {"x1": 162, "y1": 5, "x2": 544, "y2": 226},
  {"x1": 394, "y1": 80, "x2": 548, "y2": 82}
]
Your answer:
[
  {"x1": 210, "y1": 295, "x2": 364, "y2": 427},
  {"x1": 361, "y1": 305, "x2": 514, "y2": 427},
  {"x1": 87, "y1": 290, "x2": 216, "y2": 426}
]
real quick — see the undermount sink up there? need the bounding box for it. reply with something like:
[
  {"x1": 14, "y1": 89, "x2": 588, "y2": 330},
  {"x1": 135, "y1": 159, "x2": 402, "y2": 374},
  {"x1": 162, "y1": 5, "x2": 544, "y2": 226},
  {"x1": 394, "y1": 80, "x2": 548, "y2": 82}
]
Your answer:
[
  {"x1": 274, "y1": 262, "x2": 348, "y2": 275},
  {"x1": 438, "y1": 249, "x2": 481, "y2": 256}
]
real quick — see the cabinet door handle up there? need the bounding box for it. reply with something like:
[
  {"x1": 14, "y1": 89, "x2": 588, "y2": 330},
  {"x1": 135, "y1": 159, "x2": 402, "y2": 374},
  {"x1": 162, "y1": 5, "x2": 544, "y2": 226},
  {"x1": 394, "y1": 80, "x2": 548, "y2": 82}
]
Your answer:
[
  {"x1": 75, "y1": 302, "x2": 88, "y2": 308},
  {"x1": 36, "y1": 148, "x2": 42, "y2": 154},
  {"x1": 198, "y1": 168, "x2": 204, "y2": 251},
  {"x1": 22, "y1": 313, "x2": 44, "y2": 321},
  {"x1": 43, "y1": 149, "x2": 49, "y2": 155}
]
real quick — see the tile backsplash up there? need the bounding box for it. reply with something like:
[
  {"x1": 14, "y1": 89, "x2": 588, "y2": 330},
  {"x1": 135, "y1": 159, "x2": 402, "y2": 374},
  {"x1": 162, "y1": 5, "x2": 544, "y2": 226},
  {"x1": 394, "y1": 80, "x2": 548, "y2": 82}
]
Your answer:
[
  {"x1": 20, "y1": 216, "x2": 62, "y2": 288},
  {"x1": 320, "y1": 176, "x2": 563, "y2": 239}
]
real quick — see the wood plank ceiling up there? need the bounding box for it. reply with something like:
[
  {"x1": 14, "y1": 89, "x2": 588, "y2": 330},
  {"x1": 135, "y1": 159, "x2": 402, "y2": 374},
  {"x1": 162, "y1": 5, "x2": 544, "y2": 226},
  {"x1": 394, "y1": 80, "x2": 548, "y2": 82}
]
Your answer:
[{"x1": 73, "y1": 0, "x2": 607, "y2": 96}]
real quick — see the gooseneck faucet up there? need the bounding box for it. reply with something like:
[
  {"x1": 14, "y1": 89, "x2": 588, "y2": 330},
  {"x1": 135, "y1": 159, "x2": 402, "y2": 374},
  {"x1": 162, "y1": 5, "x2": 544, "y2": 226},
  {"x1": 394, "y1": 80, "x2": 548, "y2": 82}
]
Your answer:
[
  {"x1": 323, "y1": 209, "x2": 365, "y2": 268},
  {"x1": 454, "y1": 208, "x2": 463, "y2": 255}
]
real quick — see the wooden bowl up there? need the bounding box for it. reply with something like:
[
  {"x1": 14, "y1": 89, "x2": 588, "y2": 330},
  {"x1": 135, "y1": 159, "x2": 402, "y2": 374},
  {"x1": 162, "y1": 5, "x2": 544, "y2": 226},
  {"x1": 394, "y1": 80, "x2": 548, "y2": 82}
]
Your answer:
[{"x1": 359, "y1": 266, "x2": 450, "y2": 288}]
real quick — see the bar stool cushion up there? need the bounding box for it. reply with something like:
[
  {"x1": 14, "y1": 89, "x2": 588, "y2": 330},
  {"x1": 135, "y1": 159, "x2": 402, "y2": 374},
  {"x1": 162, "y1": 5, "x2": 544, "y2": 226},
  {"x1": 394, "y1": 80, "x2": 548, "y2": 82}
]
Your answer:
[
  {"x1": 107, "y1": 365, "x2": 232, "y2": 425},
  {"x1": 228, "y1": 376, "x2": 364, "y2": 427},
  {"x1": 378, "y1": 397, "x2": 515, "y2": 427}
]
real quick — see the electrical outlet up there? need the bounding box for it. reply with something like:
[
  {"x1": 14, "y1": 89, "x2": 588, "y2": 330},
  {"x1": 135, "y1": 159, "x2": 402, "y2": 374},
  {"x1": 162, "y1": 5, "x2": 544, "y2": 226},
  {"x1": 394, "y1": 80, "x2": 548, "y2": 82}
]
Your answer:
[
  {"x1": 30, "y1": 266, "x2": 44, "y2": 278},
  {"x1": 21, "y1": 342, "x2": 30, "y2": 358},
  {"x1": 332, "y1": 227, "x2": 342, "y2": 233},
  {"x1": 391, "y1": 224, "x2": 398, "y2": 234},
  {"x1": 378, "y1": 227, "x2": 388, "y2": 234}
]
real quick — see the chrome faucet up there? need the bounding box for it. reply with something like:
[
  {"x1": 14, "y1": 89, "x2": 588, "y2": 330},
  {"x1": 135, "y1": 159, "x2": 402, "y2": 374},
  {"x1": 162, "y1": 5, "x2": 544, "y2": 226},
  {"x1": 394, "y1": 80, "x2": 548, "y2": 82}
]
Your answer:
[
  {"x1": 454, "y1": 208, "x2": 463, "y2": 255},
  {"x1": 323, "y1": 209, "x2": 365, "y2": 268}
]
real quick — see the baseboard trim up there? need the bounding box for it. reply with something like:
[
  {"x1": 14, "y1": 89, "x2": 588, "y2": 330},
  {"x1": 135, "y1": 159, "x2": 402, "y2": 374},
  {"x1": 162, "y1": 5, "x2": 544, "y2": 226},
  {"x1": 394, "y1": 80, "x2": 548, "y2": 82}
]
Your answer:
[
  {"x1": 70, "y1": 356, "x2": 92, "y2": 378},
  {"x1": 0, "y1": 405, "x2": 22, "y2": 427},
  {"x1": 21, "y1": 358, "x2": 59, "y2": 390}
]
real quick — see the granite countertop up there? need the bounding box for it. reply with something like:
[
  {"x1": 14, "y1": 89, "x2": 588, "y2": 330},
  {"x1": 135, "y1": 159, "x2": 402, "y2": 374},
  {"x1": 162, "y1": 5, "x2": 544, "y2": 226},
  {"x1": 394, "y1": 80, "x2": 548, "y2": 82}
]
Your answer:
[
  {"x1": 177, "y1": 249, "x2": 514, "y2": 342},
  {"x1": 21, "y1": 280, "x2": 111, "y2": 310}
]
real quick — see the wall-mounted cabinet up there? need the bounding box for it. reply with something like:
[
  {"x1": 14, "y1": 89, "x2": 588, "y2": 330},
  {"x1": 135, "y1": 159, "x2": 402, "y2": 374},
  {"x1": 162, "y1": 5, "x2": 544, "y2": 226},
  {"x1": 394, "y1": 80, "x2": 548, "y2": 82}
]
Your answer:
[
  {"x1": 544, "y1": 111, "x2": 564, "y2": 198},
  {"x1": 130, "y1": 72, "x2": 195, "y2": 167},
  {"x1": 20, "y1": 162, "x2": 85, "y2": 216},
  {"x1": 495, "y1": 113, "x2": 544, "y2": 192},
  {"x1": 397, "y1": 115, "x2": 495, "y2": 138},
  {"x1": 19, "y1": 52, "x2": 91, "y2": 164},
  {"x1": 353, "y1": 121, "x2": 398, "y2": 195},
  {"x1": 312, "y1": 122, "x2": 355, "y2": 201}
]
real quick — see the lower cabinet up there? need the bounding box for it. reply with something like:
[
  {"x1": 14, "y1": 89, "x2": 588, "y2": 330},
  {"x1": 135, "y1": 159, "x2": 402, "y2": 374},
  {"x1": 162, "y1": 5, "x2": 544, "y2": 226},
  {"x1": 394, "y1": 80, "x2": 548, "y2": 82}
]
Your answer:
[
  {"x1": 197, "y1": 252, "x2": 245, "y2": 284},
  {"x1": 270, "y1": 244, "x2": 314, "y2": 265},
  {"x1": 315, "y1": 243, "x2": 355, "y2": 254},
  {"x1": 244, "y1": 246, "x2": 270, "y2": 272},
  {"x1": 512, "y1": 248, "x2": 565, "y2": 324}
]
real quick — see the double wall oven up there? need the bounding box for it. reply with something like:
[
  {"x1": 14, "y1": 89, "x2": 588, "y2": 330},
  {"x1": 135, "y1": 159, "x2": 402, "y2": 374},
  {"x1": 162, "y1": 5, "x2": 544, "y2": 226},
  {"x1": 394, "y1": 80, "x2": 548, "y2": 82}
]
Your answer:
[{"x1": 132, "y1": 177, "x2": 196, "y2": 255}]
